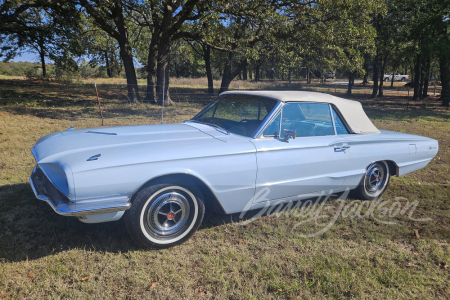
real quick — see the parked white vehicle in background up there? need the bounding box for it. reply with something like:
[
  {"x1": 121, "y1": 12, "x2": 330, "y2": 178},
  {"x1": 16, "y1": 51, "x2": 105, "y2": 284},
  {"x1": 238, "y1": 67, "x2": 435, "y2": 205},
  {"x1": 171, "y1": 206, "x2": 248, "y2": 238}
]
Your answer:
[
  {"x1": 384, "y1": 73, "x2": 409, "y2": 82},
  {"x1": 325, "y1": 72, "x2": 335, "y2": 79}
]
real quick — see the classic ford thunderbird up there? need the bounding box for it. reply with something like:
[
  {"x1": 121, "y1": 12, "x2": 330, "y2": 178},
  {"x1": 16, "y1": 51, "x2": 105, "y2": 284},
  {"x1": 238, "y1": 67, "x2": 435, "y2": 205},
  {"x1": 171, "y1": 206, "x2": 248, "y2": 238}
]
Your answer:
[{"x1": 30, "y1": 91, "x2": 438, "y2": 248}]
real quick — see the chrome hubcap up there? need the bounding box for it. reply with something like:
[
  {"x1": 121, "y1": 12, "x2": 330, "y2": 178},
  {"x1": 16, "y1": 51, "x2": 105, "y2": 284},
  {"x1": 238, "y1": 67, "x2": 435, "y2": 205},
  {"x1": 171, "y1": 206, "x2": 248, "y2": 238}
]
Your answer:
[
  {"x1": 365, "y1": 163, "x2": 385, "y2": 193},
  {"x1": 147, "y1": 192, "x2": 190, "y2": 236}
]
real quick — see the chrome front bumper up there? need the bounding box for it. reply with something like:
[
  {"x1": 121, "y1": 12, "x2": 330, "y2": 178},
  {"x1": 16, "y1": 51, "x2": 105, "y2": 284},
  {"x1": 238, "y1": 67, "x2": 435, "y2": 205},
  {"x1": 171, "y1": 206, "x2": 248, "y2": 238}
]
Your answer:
[{"x1": 29, "y1": 166, "x2": 131, "y2": 217}]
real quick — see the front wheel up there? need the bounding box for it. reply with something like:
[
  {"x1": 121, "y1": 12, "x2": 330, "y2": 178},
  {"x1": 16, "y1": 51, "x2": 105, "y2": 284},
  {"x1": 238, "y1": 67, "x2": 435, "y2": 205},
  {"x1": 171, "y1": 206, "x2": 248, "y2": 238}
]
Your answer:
[
  {"x1": 352, "y1": 161, "x2": 390, "y2": 200},
  {"x1": 124, "y1": 182, "x2": 205, "y2": 249},
  {"x1": 385, "y1": 77, "x2": 389, "y2": 82}
]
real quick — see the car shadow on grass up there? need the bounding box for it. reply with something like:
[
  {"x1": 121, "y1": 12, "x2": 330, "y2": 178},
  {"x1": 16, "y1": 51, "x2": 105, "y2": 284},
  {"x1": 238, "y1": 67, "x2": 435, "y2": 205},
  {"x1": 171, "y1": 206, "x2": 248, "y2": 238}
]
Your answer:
[{"x1": 1, "y1": 183, "x2": 258, "y2": 262}]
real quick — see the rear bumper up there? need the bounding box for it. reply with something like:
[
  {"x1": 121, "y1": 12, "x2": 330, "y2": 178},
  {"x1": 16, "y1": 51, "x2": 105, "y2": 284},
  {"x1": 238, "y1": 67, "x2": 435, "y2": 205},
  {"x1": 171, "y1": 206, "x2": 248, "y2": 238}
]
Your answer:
[{"x1": 29, "y1": 166, "x2": 130, "y2": 217}]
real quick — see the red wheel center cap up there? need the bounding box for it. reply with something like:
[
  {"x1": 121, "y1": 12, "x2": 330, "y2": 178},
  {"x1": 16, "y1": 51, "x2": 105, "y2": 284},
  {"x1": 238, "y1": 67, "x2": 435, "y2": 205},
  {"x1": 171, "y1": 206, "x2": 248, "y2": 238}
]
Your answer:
[
  {"x1": 376, "y1": 177, "x2": 379, "y2": 181},
  {"x1": 168, "y1": 212, "x2": 174, "y2": 220}
]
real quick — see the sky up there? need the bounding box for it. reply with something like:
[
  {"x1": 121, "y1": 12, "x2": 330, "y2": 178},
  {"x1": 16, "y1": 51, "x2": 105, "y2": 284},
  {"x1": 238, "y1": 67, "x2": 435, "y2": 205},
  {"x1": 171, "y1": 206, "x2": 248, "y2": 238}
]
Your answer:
[
  {"x1": 11, "y1": 51, "x2": 38, "y2": 63},
  {"x1": 9, "y1": 50, "x2": 145, "y2": 67}
]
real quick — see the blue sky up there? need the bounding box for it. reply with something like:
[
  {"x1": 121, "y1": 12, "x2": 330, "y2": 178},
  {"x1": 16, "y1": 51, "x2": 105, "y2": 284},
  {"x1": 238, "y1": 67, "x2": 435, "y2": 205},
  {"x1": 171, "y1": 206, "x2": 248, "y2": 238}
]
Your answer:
[
  {"x1": 9, "y1": 49, "x2": 146, "y2": 67},
  {"x1": 11, "y1": 51, "x2": 38, "y2": 63}
]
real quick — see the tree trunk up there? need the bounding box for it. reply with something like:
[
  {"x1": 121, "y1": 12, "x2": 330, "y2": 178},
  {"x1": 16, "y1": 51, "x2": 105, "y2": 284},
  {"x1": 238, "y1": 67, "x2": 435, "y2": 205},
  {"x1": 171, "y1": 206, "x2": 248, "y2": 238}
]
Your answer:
[
  {"x1": 347, "y1": 72, "x2": 353, "y2": 94},
  {"x1": 255, "y1": 63, "x2": 260, "y2": 82},
  {"x1": 440, "y1": 50, "x2": 450, "y2": 106},
  {"x1": 371, "y1": 52, "x2": 379, "y2": 98},
  {"x1": 422, "y1": 56, "x2": 430, "y2": 98},
  {"x1": 390, "y1": 70, "x2": 395, "y2": 87},
  {"x1": 413, "y1": 52, "x2": 421, "y2": 100},
  {"x1": 40, "y1": 50, "x2": 46, "y2": 78},
  {"x1": 220, "y1": 52, "x2": 235, "y2": 93},
  {"x1": 362, "y1": 59, "x2": 368, "y2": 86},
  {"x1": 219, "y1": 52, "x2": 247, "y2": 93},
  {"x1": 157, "y1": 44, "x2": 174, "y2": 106},
  {"x1": 288, "y1": 67, "x2": 291, "y2": 84},
  {"x1": 248, "y1": 65, "x2": 252, "y2": 80},
  {"x1": 378, "y1": 53, "x2": 388, "y2": 97},
  {"x1": 119, "y1": 44, "x2": 140, "y2": 103},
  {"x1": 243, "y1": 65, "x2": 247, "y2": 81},
  {"x1": 145, "y1": 35, "x2": 158, "y2": 103},
  {"x1": 418, "y1": 59, "x2": 424, "y2": 99},
  {"x1": 105, "y1": 50, "x2": 112, "y2": 78},
  {"x1": 362, "y1": 74, "x2": 367, "y2": 86},
  {"x1": 203, "y1": 45, "x2": 214, "y2": 94}
]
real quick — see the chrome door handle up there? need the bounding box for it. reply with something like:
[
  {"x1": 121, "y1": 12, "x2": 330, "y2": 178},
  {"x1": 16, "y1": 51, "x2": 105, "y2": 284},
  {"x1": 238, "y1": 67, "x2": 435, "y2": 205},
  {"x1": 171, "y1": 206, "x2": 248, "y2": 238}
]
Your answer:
[{"x1": 334, "y1": 144, "x2": 350, "y2": 152}]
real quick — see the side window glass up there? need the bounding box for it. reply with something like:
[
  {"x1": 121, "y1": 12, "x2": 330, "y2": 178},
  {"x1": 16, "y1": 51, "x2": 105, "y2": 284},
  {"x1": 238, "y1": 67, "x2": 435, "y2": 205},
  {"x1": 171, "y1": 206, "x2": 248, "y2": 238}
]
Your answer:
[
  {"x1": 281, "y1": 103, "x2": 334, "y2": 137},
  {"x1": 263, "y1": 112, "x2": 281, "y2": 137},
  {"x1": 331, "y1": 106, "x2": 349, "y2": 134}
]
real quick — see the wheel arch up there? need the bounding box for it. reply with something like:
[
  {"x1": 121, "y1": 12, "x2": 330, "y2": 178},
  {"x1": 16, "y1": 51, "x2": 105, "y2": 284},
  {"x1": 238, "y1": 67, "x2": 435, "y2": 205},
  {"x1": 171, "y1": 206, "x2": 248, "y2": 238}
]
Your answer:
[
  {"x1": 365, "y1": 160, "x2": 398, "y2": 177},
  {"x1": 129, "y1": 173, "x2": 226, "y2": 215},
  {"x1": 384, "y1": 160, "x2": 399, "y2": 177}
]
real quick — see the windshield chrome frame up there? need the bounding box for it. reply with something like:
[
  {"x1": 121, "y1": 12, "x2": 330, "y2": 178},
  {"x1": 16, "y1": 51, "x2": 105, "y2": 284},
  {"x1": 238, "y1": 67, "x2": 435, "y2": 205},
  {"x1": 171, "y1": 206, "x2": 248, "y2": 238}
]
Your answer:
[{"x1": 252, "y1": 100, "x2": 284, "y2": 139}]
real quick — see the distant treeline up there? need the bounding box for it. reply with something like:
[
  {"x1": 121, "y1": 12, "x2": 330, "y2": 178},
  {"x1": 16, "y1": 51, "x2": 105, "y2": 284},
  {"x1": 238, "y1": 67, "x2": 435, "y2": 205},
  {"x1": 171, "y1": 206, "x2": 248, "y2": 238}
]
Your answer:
[
  {"x1": 0, "y1": 61, "x2": 125, "y2": 79},
  {"x1": 0, "y1": 61, "x2": 51, "y2": 77}
]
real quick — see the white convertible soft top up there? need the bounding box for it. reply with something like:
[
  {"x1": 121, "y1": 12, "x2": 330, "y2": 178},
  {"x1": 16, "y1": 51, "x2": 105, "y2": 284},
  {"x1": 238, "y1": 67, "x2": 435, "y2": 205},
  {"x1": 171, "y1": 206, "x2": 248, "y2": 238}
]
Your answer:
[{"x1": 221, "y1": 90, "x2": 380, "y2": 134}]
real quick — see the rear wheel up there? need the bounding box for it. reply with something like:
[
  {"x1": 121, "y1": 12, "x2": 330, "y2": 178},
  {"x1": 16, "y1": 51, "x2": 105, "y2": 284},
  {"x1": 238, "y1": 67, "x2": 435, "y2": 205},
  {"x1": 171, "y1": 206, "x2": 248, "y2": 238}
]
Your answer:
[
  {"x1": 352, "y1": 161, "x2": 390, "y2": 200},
  {"x1": 401, "y1": 77, "x2": 406, "y2": 82},
  {"x1": 124, "y1": 182, "x2": 205, "y2": 249}
]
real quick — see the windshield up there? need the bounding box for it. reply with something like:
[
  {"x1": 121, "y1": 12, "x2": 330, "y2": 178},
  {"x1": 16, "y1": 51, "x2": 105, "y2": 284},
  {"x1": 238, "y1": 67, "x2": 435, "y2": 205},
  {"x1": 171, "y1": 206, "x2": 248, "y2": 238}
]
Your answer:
[{"x1": 192, "y1": 94, "x2": 278, "y2": 137}]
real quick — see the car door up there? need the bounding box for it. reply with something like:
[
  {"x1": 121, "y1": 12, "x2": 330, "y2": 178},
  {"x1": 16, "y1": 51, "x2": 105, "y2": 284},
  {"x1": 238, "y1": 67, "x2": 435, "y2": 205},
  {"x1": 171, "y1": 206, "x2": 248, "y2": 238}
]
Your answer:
[{"x1": 251, "y1": 102, "x2": 350, "y2": 203}]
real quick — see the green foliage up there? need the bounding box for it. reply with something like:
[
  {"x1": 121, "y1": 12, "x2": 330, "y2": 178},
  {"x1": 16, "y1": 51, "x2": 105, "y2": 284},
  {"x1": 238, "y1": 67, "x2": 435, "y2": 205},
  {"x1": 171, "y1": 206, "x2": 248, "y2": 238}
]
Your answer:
[
  {"x1": 79, "y1": 15, "x2": 123, "y2": 77},
  {"x1": 0, "y1": 61, "x2": 54, "y2": 77}
]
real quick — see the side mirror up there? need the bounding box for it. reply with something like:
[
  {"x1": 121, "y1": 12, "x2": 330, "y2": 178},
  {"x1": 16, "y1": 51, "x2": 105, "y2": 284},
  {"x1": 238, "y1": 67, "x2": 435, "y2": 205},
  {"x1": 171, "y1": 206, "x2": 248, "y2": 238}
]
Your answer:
[{"x1": 282, "y1": 129, "x2": 296, "y2": 142}]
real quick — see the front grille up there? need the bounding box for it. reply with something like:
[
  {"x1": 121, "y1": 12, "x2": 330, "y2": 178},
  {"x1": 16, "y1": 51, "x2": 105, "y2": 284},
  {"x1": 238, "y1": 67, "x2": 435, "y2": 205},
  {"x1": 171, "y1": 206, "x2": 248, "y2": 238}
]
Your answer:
[{"x1": 31, "y1": 166, "x2": 71, "y2": 206}]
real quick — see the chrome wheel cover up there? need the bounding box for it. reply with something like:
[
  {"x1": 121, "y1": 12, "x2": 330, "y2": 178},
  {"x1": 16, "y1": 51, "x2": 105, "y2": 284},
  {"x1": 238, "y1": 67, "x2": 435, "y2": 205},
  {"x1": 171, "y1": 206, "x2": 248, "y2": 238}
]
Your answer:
[
  {"x1": 146, "y1": 192, "x2": 190, "y2": 236},
  {"x1": 364, "y1": 163, "x2": 386, "y2": 195}
]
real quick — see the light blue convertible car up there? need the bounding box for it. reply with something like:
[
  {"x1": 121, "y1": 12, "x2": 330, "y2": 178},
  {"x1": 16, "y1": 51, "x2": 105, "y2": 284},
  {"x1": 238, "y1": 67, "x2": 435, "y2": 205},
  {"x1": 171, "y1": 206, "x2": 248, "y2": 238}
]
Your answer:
[{"x1": 30, "y1": 91, "x2": 438, "y2": 248}]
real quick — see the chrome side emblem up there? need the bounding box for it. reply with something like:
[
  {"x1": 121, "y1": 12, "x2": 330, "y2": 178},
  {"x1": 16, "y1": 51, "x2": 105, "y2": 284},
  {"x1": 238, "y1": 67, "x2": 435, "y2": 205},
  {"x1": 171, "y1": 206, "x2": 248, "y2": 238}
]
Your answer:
[
  {"x1": 87, "y1": 154, "x2": 101, "y2": 161},
  {"x1": 429, "y1": 146, "x2": 437, "y2": 150}
]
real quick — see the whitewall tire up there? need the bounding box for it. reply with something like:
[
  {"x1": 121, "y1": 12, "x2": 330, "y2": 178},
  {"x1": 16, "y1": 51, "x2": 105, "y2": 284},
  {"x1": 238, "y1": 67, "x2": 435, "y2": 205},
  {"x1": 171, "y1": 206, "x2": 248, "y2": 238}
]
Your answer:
[
  {"x1": 124, "y1": 182, "x2": 205, "y2": 249},
  {"x1": 352, "y1": 161, "x2": 390, "y2": 200}
]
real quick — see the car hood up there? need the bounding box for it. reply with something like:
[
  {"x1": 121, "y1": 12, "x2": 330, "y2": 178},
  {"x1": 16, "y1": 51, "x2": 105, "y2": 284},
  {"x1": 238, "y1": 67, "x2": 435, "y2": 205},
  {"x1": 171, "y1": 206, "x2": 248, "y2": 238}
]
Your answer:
[{"x1": 32, "y1": 123, "x2": 223, "y2": 164}]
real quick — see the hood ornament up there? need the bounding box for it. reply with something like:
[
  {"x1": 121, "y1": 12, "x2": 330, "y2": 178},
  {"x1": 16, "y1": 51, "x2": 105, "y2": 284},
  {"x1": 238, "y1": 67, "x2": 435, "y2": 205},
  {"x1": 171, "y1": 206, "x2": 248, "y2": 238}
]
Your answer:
[{"x1": 87, "y1": 154, "x2": 101, "y2": 161}]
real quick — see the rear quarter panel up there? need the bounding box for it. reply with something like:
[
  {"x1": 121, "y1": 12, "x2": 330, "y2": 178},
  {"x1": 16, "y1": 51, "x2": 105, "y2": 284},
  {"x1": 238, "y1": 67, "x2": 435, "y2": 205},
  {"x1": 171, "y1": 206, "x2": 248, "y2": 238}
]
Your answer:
[{"x1": 342, "y1": 130, "x2": 438, "y2": 188}]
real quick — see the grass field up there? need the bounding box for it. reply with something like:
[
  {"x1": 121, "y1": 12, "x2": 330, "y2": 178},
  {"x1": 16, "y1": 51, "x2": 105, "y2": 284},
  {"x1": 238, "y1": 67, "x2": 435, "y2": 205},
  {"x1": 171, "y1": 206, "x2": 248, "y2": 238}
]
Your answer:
[{"x1": 0, "y1": 77, "x2": 449, "y2": 299}]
